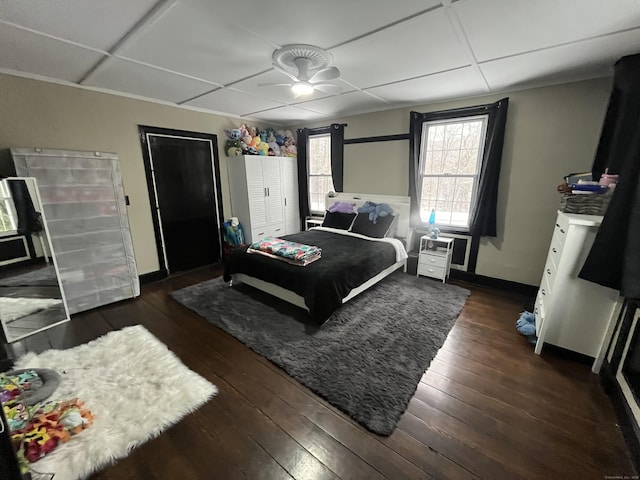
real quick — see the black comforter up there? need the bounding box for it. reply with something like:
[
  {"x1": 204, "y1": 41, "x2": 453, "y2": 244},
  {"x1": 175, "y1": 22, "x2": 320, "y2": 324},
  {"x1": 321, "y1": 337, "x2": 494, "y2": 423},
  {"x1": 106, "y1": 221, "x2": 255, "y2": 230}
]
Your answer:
[{"x1": 223, "y1": 229, "x2": 400, "y2": 323}]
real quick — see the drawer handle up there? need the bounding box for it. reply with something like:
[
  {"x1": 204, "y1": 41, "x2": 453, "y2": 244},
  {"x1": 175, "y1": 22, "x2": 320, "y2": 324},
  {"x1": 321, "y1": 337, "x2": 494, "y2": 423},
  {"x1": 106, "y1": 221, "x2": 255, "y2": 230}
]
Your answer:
[
  {"x1": 546, "y1": 268, "x2": 551, "y2": 275},
  {"x1": 275, "y1": 228, "x2": 281, "y2": 232},
  {"x1": 541, "y1": 289, "x2": 546, "y2": 296},
  {"x1": 556, "y1": 223, "x2": 560, "y2": 228},
  {"x1": 535, "y1": 307, "x2": 539, "y2": 314},
  {"x1": 552, "y1": 248, "x2": 557, "y2": 253},
  {"x1": 430, "y1": 258, "x2": 436, "y2": 263},
  {"x1": 560, "y1": 228, "x2": 565, "y2": 234},
  {"x1": 428, "y1": 268, "x2": 435, "y2": 273},
  {"x1": 258, "y1": 232, "x2": 265, "y2": 236}
]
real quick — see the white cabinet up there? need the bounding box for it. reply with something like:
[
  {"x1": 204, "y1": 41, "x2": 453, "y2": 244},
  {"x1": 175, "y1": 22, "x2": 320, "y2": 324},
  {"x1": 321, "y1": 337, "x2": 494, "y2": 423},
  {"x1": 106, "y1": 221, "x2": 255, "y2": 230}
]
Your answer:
[
  {"x1": 417, "y1": 235, "x2": 454, "y2": 282},
  {"x1": 534, "y1": 211, "x2": 620, "y2": 372},
  {"x1": 228, "y1": 156, "x2": 300, "y2": 243}
]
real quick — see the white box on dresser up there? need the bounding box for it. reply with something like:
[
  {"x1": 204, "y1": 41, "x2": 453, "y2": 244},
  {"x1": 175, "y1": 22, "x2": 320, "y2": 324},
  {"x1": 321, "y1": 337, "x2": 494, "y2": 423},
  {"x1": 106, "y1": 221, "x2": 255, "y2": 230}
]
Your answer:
[{"x1": 534, "y1": 211, "x2": 620, "y2": 373}]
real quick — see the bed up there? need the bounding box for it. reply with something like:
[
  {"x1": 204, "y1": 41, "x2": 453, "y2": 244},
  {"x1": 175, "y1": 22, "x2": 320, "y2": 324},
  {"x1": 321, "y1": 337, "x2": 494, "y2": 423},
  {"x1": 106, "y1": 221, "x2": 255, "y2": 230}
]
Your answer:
[{"x1": 224, "y1": 193, "x2": 412, "y2": 323}]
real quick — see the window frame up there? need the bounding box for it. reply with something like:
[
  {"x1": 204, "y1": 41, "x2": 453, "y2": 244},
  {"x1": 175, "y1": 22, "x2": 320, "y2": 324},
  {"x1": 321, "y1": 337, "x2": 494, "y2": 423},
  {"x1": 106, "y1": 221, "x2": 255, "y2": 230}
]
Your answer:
[
  {"x1": 0, "y1": 181, "x2": 17, "y2": 237},
  {"x1": 417, "y1": 114, "x2": 489, "y2": 232},
  {"x1": 307, "y1": 131, "x2": 334, "y2": 215}
]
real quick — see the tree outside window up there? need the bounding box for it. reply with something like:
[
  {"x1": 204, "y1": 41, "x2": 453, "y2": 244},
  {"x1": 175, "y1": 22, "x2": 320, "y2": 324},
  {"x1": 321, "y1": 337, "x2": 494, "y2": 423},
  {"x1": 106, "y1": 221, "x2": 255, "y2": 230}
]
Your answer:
[
  {"x1": 308, "y1": 134, "x2": 334, "y2": 214},
  {"x1": 0, "y1": 181, "x2": 16, "y2": 234},
  {"x1": 418, "y1": 115, "x2": 488, "y2": 229}
]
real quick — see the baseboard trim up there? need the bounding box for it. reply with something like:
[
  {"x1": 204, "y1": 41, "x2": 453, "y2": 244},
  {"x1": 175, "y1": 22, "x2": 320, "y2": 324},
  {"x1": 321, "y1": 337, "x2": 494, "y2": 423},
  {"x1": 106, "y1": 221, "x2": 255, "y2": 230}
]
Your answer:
[
  {"x1": 449, "y1": 270, "x2": 538, "y2": 297},
  {"x1": 139, "y1": 269, "x2": 168, "y2": 285},
  {"x1": 601, "y1": 362, "x2": 640, "y2": 473}
]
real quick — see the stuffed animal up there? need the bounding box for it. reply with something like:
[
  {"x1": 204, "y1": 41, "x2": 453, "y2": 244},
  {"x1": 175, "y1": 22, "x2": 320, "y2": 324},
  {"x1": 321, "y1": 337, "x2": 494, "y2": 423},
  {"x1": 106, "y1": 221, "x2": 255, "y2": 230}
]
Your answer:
[
  {"x1": 268, "y1": 142, "x2": 281, "y2": 155},
  {"x1": 515, "y1": 311, "x2": 537, "y2": 344},
  {"x1": 357, "y1": 202, "x2": 394, "y2": 223},
  {"x1": 225, "y1": 128, "x2": 242, "y2": 141},
  {"x1": 328, "y1": 201, "x2": 355, "y2": 213}
]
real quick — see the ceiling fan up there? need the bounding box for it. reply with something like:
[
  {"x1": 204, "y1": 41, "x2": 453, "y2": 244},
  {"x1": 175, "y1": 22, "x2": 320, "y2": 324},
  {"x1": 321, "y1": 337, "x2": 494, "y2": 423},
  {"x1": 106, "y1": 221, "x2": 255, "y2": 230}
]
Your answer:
[{"x1": 259, "y1": 44, "x2": 342, "y2": 97}]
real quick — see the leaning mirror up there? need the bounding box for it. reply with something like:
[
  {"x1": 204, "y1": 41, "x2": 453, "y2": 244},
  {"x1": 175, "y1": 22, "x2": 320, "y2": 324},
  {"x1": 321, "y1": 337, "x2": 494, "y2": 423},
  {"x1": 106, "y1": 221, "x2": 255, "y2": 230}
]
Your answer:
[{"x1": 0, "y1": 177, "x2": 70, "y2": 343}]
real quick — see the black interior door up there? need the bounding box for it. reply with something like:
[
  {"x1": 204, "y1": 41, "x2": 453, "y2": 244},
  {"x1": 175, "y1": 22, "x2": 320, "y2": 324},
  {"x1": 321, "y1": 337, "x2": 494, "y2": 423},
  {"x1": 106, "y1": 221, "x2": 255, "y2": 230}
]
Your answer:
[{"x1": 141, "y1": 128, "x2": 223, "y2": 273}]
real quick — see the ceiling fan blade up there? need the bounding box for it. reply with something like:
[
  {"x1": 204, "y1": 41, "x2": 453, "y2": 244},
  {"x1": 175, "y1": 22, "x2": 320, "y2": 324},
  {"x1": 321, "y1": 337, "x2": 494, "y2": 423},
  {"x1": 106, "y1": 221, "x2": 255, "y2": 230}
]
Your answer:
[
  {"x1": 272, "y1": 63, "x2": 299, "y2": 82},
  {"x1": 309, "y1": 66, "x2": 340, "y2": 83},
  {"x1": 258, "y1": 82, "x2": 293, "y2": 87},
  {"x1": 313, "y1": 83, "x2": 342, "y2": 94}
]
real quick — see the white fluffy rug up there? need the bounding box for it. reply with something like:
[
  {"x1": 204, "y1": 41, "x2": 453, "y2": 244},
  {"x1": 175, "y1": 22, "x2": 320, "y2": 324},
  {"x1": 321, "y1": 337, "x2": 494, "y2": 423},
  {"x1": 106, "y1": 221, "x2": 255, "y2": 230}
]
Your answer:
[
  {"x1": 0, "y1": 297, "x2": 62, "y2": 322},
  {"x1": 12, "y1": 325, "x2": 218, "y2": 480}
]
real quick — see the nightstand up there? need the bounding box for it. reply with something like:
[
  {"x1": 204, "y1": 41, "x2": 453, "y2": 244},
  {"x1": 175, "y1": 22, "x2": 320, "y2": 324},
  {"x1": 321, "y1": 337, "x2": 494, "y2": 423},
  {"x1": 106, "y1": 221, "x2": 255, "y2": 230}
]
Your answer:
[
  {"x1": 417, "y1": 235, "x2": 454, "y2": 283},
  {"x1": 305, "y1": 216, "x2": 324, "y2": 230}
]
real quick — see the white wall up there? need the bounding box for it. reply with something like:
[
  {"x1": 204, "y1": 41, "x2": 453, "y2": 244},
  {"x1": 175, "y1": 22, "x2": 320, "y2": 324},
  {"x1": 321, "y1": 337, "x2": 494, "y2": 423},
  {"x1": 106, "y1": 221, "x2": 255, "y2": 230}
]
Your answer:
[
  {"x1": 0, "y1": 72, "x2": 612, "y2": 285},
  {"x1": 0, "y1": 73, "x2": 242, "y2": 275},
  {"x1": 304, "y1": 78, "x2": 612, "y2": 285}
]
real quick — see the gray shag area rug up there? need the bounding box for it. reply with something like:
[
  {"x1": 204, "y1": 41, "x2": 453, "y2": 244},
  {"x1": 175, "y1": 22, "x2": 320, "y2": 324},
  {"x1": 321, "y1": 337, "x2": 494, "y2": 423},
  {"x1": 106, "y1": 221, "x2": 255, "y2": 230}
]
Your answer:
[{"x1": 171, "y1": 271, "x2": 470, "y2": 435}]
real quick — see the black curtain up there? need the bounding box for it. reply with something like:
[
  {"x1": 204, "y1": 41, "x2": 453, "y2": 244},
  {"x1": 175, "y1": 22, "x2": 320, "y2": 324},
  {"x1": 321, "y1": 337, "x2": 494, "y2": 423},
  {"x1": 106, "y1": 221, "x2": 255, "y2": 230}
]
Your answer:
[
  {"x1": 408, "y1": 111, "x2": 423, "y2": 227},
  {"x1": 579, "y1": 53, "x2": 640, "y2": 298},
  {"x1": 7, "y1": 179, "x2": 42, "y2": 235},
  {"x1": 296, "y1": 128, "x2": 310, "y2": 221},
  {"x1": 469, "y1": 98, "x2": 509, "y2": 237},
  {"x1": 408, "y1": 98, "x2": 509, "y2": 236},
  {"x1": 330, "y1": 123, "x2": 345, "y2": 192}
]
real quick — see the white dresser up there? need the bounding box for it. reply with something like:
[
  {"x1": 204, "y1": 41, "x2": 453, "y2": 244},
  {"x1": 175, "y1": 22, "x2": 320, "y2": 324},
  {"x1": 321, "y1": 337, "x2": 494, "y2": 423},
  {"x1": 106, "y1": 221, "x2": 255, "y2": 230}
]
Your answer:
[
  {"x1": 227, "y1": 155, "x2": 300, "y2": 243},
  {"x1": 534, "y1": 211, "x2": 620, "y2": 372},
  {"x1": 417, "y1": 235, "x2": 454, "y2": 283}
]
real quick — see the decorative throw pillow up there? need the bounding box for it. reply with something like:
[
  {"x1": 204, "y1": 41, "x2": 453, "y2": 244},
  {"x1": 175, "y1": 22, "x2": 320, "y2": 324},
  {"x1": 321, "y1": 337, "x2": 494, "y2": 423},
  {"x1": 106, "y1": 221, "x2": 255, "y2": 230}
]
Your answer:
[
  {"x1": 322, "y1": 211, "x2": 357, "y2": 230},
  {"x1": 349, "y1": 213, "x2": 396, "y2": 238}
]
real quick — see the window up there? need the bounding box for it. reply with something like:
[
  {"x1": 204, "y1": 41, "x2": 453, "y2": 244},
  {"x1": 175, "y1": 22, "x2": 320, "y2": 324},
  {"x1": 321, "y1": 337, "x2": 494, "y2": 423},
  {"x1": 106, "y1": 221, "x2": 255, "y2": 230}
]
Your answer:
[
  {"x1": 418, "y1": 115, "x2": 488, "y2": 230},
  {"x1": 308, "y1": 133, "x2": 334, "y2": 214},
  {"x1": 0, "y1": 181, "x2": 17, "y2": 235}
]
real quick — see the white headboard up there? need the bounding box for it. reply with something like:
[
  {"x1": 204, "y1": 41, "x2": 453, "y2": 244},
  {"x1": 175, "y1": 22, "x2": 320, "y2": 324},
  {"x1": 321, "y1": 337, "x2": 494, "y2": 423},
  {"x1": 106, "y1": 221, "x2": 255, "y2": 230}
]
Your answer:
[{"x1": 325, "y1": 192, "x2": 412, "y2": 246}]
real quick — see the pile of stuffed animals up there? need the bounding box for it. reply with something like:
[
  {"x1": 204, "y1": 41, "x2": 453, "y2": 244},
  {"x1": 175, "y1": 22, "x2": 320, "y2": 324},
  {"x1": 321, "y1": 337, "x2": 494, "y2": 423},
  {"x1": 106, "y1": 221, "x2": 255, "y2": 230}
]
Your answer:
[{"x1": 224, "y1": 123, "x2": 297, "y2": 157}]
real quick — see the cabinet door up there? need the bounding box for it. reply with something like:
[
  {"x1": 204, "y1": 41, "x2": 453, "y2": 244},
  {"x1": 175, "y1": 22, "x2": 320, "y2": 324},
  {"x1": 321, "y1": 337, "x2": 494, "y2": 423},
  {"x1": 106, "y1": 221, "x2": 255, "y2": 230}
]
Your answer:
[
  {"x1": 280, "y1": 157, "x2": 300, "y2": 234},
  {"x1": 262, "y1": 157, "x2": 285, "y2": 225},
  {"x1": 245, "y1": 156, "x2": 268, "y2": 229}
]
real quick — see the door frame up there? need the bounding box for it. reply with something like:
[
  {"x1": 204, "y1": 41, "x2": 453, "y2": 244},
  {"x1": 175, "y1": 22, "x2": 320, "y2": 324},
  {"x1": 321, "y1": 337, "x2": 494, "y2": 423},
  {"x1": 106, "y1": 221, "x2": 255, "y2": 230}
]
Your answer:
[{"x1": 138, "y1": 125, "x2": 224, "y2": 275}]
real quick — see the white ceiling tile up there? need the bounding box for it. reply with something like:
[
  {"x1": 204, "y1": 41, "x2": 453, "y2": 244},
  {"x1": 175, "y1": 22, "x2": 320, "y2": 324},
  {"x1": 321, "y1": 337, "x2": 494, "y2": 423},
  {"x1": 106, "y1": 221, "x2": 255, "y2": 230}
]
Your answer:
[
  {"x1": 295, "y1": 91, "x2": 390, "y2": 117},
  {"x1": 455, "y1": 0, "x2": 640, "y2": 62},
  {"x1": 231, "y1": 70, "x2": 355, "y2": 105},
  {"x1": 480, "y1": 29, "x2": 640, "y2": 90},
  {"x1": 84, "y1": 58, "x2": 216, "y2": 104},
  {"x1": 0, "y1": 0, "x2": 158, "y2": 51},
  {"x1": 331, "y1": 9, "x2": 470, "y2": 89},
  {"x1": 184, "y1": 88, "x2": 284, "y2": 117},
  {"x1": 367, "y1": 67, "x2": 487, "y2": 104},
  {"x1": 249, "y1": 106, "x2": 328, "y2": 124},
  {"x1": 221, "y1": 0, "x2": 440, "y2": 48},
  {"x1": 117, "y1": 1, "x2": 275, "y2": 85},
  {"x1": 0, "y1": 24, "x2": 104, "y2": 82}
]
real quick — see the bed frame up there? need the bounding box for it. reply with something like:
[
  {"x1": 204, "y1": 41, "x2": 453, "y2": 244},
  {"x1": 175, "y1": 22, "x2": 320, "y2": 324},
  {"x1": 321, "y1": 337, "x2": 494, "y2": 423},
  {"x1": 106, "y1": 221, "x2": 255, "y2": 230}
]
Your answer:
[{"x1": 231, "y1": 192, "x2": 412, "y2": 313}]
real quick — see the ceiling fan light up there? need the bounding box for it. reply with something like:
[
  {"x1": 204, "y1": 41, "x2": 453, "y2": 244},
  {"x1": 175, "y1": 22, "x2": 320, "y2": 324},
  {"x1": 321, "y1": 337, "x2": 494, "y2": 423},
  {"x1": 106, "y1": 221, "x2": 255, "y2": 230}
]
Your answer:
[{"x1": 291, "y1": 82, "x2": 314, "y2": 95}]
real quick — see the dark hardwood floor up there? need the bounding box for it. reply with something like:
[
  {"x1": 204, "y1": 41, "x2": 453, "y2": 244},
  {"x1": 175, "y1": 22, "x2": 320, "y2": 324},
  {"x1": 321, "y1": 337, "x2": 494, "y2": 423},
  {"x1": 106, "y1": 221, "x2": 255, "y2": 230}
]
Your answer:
[{"x1": 6, "y1": 265, "x2": 636, "y2": 479}]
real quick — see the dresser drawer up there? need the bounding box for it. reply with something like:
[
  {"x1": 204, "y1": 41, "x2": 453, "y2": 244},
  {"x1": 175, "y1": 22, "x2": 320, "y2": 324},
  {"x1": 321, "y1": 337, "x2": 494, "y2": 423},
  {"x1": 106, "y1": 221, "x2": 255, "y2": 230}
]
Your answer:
[
  {"x1": 419, "y1": 253, "x2": 448, "y2": 268},
  {"x1": 552, "y1": 215, "x2": 569, "y2": 249},
  {"x1": 417, "y1": 264, "x2": 446, "y2": 280},
  {"x1": 543, "y1": 257, "x2": 557, "y2": 290},
  {"x1": 252, "y1": 223, "x2": 286, "y2": 240}
]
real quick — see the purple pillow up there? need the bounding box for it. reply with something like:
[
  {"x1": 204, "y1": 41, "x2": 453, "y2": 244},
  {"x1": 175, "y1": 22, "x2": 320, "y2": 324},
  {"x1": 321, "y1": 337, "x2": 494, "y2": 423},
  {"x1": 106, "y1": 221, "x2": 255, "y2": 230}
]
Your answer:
[{"x1": 327, "y1": 201, "x2": 355, "y2": 213}]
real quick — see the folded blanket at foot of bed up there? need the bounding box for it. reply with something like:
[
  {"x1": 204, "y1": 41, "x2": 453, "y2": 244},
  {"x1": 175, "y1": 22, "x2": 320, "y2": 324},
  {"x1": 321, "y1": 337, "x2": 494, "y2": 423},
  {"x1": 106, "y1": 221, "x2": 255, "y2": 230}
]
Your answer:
[
  {"x1": 249, "y1": 236, "x2": 321, "y2": 263},
  {"x1": 247, "y1": 247, "x2": 321, "y2": 266}
]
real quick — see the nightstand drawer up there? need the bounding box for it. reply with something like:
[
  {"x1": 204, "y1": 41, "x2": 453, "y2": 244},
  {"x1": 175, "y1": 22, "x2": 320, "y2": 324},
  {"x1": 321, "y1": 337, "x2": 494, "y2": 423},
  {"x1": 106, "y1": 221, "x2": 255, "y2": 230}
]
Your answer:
[
  {"x1": 417, "y1": 264, "x2": 445, "y2": 279},
  {"x1": 419, "y1": 254, "x2": 448, "y2": 268}
]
